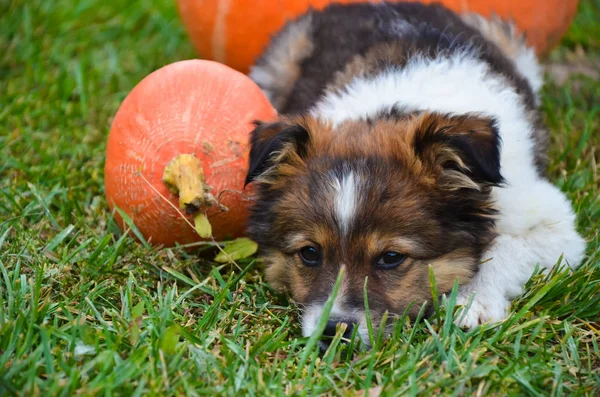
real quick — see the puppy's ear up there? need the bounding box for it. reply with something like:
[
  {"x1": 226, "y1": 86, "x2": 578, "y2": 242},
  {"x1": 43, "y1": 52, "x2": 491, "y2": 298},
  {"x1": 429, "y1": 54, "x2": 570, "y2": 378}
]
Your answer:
[
  {"x1": 413, "y1": 113, "x2": 504, "y2": 190},
  {"x1": 245, "y1": 121, "x2": 310, "y2": 185}
]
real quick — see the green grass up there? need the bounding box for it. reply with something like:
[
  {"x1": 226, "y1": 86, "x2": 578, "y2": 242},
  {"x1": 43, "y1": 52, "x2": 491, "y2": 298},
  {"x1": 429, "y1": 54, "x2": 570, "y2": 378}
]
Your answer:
[{"x1": 1, "y1": 0, "x2": 599, "y2": 395}]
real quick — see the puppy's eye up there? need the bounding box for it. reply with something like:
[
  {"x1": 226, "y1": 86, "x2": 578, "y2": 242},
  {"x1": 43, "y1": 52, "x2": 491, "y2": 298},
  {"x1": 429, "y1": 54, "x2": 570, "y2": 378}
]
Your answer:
[
  {"x1": 375, "y1": 251, "x2": 406, "y2": 270},
  {"x1": 299, "y1": 246, "x2": 321, "y2": 267}
]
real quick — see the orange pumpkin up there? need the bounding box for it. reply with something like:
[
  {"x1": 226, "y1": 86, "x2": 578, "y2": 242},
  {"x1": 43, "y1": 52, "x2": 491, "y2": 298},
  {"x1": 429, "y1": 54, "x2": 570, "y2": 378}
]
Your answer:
[
  {"x1": 104, "y1": 60, "x2": 277, "y2": 247},
  {"x1": 176, "y1": 0, "x2": 579, "y2": 73}
]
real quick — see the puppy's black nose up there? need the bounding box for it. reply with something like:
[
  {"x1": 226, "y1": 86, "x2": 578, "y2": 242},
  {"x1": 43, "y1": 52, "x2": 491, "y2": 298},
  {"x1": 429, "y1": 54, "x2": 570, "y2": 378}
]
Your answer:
[{"x1": 322, "y1": 319, "x2": 355, "y2": 342}]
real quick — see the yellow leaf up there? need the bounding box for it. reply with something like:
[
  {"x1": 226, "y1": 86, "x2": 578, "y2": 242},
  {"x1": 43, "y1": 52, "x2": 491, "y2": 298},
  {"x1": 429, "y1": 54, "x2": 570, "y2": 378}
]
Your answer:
[{"x1": 194, "y1": 213, "x2": 212, "y2": 238}]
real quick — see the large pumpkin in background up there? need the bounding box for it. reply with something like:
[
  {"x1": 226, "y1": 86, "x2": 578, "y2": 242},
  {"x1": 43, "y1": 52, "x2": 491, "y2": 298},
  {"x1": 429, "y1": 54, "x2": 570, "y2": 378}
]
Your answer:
[{"x1": 176, "y1": 0, "x2": 579, "y2": 74}]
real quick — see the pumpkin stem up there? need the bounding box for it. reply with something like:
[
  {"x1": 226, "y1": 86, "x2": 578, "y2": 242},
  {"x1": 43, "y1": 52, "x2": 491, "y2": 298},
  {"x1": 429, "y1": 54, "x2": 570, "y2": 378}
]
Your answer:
[{"x1": 162, "y1": 154, "x2": 224, "y2": 214}]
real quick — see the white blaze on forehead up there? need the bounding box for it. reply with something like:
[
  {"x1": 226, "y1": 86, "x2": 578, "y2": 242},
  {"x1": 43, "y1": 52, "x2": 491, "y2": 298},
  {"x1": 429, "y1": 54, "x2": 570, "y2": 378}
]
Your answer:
[{"x1": 332, "y1": 172, "x2": 359, "y2": 234}]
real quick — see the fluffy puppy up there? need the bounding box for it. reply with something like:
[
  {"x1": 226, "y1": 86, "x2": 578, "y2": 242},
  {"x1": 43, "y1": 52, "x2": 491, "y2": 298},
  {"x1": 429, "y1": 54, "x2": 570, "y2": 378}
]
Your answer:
[{"x1": 244, "y1": 2, "x2": 586, "y2": 346}]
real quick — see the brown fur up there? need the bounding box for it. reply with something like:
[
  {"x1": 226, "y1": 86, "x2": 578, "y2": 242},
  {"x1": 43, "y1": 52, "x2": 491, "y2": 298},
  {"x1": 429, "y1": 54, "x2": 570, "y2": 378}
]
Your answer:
[
  {"x1": 254, "y1": 113, "x2": 501, "y2": 192},
  {"x1": 247, "y1": 112, "x2": 502, "y2": 322}
]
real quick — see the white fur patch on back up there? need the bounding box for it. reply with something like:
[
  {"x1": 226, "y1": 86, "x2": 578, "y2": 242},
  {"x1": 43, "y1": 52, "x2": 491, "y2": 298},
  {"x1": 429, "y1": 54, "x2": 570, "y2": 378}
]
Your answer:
[
  {"x1": 332, "y1": 171, "x2": 359, "y2": 234},
  {"x1": 311, "y1": 53, "x2": 539, "y2": 190}
]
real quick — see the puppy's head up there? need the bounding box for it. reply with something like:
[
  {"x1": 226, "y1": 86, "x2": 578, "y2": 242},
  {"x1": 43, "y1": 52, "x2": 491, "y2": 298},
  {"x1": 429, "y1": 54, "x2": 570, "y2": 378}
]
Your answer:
[{"x1": 245, "y1": 112, "x2": 502, "y2": 344}]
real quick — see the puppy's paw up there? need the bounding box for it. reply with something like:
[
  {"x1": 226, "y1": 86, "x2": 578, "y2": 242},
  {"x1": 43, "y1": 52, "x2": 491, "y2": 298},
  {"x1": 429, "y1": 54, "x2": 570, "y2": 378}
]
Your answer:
[{"x1": 455, "y1": 291, "x2": 510, "y2": 329}]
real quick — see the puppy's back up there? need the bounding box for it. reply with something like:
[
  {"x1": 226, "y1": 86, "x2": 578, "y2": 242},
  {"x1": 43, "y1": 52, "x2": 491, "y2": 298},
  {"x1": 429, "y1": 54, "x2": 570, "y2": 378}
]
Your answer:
[{"x1": 250, "y1": 2, "x2": 537, "y2": 116}]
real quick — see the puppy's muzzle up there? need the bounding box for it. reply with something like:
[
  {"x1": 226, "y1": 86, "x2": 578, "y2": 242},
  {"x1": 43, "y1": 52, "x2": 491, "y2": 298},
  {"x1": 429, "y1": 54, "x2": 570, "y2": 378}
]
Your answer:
[{"x1": 320, "y1": 318, "x2": 357, "y2": 350}]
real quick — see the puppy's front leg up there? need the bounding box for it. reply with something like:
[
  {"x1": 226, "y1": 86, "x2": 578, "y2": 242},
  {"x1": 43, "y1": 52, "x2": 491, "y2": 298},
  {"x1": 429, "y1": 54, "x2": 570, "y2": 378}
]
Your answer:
[{"x1": 455, "y1": 180, "x2": 586, "y2": 328}]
